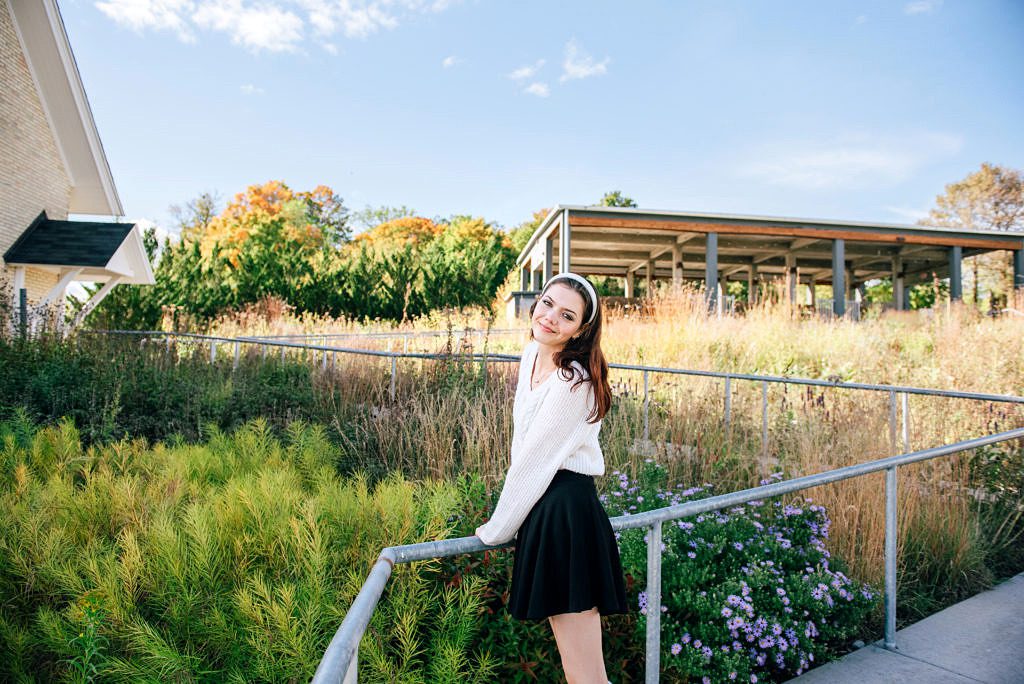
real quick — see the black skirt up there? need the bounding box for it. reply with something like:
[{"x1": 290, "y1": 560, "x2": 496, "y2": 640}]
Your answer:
[{"x1": 509, "y1": 469, "x2": 629, "y2": 620}]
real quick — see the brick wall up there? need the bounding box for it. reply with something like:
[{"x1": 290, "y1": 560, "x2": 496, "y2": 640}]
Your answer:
[{"x1": 0, "y1": 0, "x2": 71, "y2": 302}]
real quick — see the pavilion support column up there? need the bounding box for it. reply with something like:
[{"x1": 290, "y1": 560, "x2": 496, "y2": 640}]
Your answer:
[
  {"x1": 645, "y1": 259, "x2": 653, "y2": 297},
  {"x1": 785, "y1": 253, "x2": 797, "y2": 307},
  {"x1": 672, "y1": 244, "x2": 683, "y2": 287},
  {"x1": 706, "y1": 232, "x2": 719, "y2": 311},
  {"x1": 520, "y1": 266, "x2": 530, "y2": 291},
  {"x1": 809, "y1": 276, "x2": 817, "y2": 307},
  {"x1": 747, "y1": 263, "x2": 757, "y2": 304},
  {"x1": 832, "y1": 239, "x2": 846, "y2": 317},
  {"x1": 559, "y1": 209, "x2": 571, "y2": 273},
  {"x1": 1014, "y1": 249, "x2": 1024, "y2": 291},
  {"x1": 949, "y1": 246, "x2": 963, "y2": 301},
  {"x1": 892, "y1": 257, "x2": 905, "y2": 311},
  {"x1": 532, "y1": 265, "x2": 543, "y2": 291},
  {"x1": 625, "y1": 270, "x2": 635, "y2": 299},
  {"x1": 543, "y1": 237, "x2": 553, "y2": 285}
]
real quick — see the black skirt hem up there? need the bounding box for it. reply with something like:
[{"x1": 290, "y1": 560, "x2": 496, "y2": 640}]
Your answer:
[{"x1": 508, "y1": 469, "x2": 629, "y2": 621}]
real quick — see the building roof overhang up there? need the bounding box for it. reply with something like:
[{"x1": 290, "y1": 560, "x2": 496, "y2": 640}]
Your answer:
[
  {"x1": 4, "y1": 211, "x2": 154, "y2": 284},
  {"x1": 517, "y1": 206, "x2": 1024, "y2": 284},
  {"x1": 7, "y1": 0, "x2": 123, "y2": 216}
]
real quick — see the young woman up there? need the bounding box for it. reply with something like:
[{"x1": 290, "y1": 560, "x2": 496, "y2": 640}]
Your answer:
[{"x1": 475, "y1": 272, "x2": 627, "y2": 684}]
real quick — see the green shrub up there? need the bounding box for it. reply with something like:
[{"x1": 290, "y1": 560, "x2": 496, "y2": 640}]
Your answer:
[{"x1": 0, "y1": 419, "x2": 493, "y2": 682}]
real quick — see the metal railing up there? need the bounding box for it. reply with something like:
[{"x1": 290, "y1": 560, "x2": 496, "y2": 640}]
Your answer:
[
  {"x1": 86, "y1": 329, "x2": 1024, "y2": 452},
  {"x1": 81, "y1": 330, "x2": 1024, "y2": 681},
  {"x1": 311, "y1": 427, "x2": 1024, "y2": 684}
]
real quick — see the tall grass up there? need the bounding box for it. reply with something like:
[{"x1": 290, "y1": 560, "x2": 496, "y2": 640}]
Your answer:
[{"x1": 5, "y1": 287, "x2": 1023, "y2": 636}]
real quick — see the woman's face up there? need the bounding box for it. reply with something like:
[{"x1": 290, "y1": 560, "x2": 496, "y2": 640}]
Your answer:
[{"x1": 532, "y1": 282, "x2": 586, "y2": 348}]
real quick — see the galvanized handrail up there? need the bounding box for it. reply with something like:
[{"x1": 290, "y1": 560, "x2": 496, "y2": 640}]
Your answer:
[
  {"x1": 80, "y1": 330, "x2": 1024, "y2": 679},
  {"x1": 311, "y1": 427, "x2": 1024, "y2": 683},
  {"x1": 84, "y1": 329, "x2": 1024, "y2": 406}
]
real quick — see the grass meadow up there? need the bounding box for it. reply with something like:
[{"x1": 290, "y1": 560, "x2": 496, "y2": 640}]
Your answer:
[{"x1": 2, "y1": 286, "x2": 1023, "y2": 681}]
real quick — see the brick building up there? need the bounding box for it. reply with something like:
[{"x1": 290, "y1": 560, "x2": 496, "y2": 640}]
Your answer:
[{"x1": 1, "y1": 0, "x2": 152, "y2": 332}]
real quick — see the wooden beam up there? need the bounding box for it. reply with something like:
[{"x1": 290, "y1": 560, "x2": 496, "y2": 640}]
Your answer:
[{"x1": 567, "y1": 215, "x2": 1024, "y2": 250}]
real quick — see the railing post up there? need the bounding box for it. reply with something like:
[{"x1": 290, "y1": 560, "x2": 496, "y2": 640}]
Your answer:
[
  {"x1": 646, "y1": 521, "x2": 662, "y2": 684},
  {"x1": 209, "y1": 340, "x2": 217, "y2": 364},
  {"x1": 901, "y1": 392, "x2": 909, "y2": 453},
  {"x1": 761, "y1": 381, "x2": 769, "y2": 461},
  {"x1": 723, "y1": 375, "x2": 732, "y2": 434},
  {"x1": 390, "y1": 356, "x2": 397, "y2": 402},
  {"x1": 261, "y1": 344, "x2": 267, "y2": 361},
  {"x1": 165, "y1": 336, "x2": 172, "y2": 355},
  {"x1": 888, "y1": 390, "x2": 897, "y2": 453},
  {"x1": 884, "y1": 465, "x2": 898, "y2": 650},
  {"x1": 233, "y1": 342, "x2": 240, "y2": 371},
  {"x1": 643, "y1": 370, "x2": 651, "y2": 443},
  {"x1": 280, "y1": 346, "x2": 286, "y2": 362}
]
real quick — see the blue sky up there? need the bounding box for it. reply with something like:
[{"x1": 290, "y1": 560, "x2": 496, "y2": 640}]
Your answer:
[{"x1": 60, "y1": 0, "x2": 1024, "y2": 236}]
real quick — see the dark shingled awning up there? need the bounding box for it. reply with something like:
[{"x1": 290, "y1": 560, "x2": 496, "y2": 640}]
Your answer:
[{"x1": 4, "y1": 211, "x2": 135, "y2": 267}]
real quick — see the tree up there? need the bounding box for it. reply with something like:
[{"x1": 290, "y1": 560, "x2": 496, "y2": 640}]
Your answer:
[
  {"x1": 921, "y1": 163, "x2": 1024, "y2": 307},
  {"x1": 508, "y1": 209, "x2": 550, "y2": 254},
  {"x1": 352, "y1": 216, "x2": 443, "y2": 250},
  {"x1": 351, "y1": 205, "x2": 416, "y2": 232},
  {"x1": 599, "y1": 191, "x2": 637, "y2": 208}
]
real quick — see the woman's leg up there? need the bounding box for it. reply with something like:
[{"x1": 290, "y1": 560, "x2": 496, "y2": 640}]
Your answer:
[{"x1": 548, "y1": 607, "x2": 608, "y2": 684}]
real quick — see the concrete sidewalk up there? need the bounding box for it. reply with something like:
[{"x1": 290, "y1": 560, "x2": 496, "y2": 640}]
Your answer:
[{"x1": 790, "y1": 572, "x2": 1024, "y2": 683}]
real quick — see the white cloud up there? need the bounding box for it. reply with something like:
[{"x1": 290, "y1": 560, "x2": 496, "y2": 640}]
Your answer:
[
  {"x1": 94, "y1": 0, "x2": 460, "y2": 52},
  {"x1": 193, "y1": 0, "x2": 304, "y2": 52},
  {"x1": 442, "y1": 55, "x2": 459, "y2": 68},
  {"x1": 523, "y1": 82, "x2": 549, "y2": 97},
  {"x1": 854, "y1": 14, "x2": 867, "y2": 25},
  {"x1": 95, "y1": 0, "x2": 197, "y2": 42},
  {"x1": 559, "y1": 39, "x2": 609, "y2": 82},
  {"x1": 240, "y1": 83, "x2": 264, "y2": 95},
  {"x1": 904, "y1": 0, "x2": 941, "y2": 15},
  {"x1": 738, "y1": 131, "x2": 964, "y2": 190},
  {"x1": 508, "y1": 59, "x2": 544, "y2": 81}
]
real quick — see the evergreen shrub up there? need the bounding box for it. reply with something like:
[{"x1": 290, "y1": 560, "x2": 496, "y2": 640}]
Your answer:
[{"x1": 0, "y1": 417, "x2": 495, "y2": 682}]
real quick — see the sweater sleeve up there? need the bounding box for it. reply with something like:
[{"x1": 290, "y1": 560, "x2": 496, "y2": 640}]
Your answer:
[{"x1": 475, "y1": 372, "x2": 595, "y2": 546}]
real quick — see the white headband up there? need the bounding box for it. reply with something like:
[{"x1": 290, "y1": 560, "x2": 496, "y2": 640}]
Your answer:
[{"x1": 545, "y1": 272, "x2": 599, "y2": 324}]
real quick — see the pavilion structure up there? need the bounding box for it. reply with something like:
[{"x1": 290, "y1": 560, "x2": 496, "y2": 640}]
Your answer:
[{"x1": 509, "y1": 205, "x2": 1024, "y2": 318}]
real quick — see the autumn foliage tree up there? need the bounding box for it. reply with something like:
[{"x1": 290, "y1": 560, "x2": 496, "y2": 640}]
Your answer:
[
  {"x1": 921, "y1": 163, "x2": 1024, "y2": 308},
  {"x1": 83, "y1": 182, "x2": 516, "y2": 328}
]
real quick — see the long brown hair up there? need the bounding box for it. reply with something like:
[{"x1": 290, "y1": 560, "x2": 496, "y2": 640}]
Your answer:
[{"x1": 529, "y1": 275, "x2": 612, "y2": 423}]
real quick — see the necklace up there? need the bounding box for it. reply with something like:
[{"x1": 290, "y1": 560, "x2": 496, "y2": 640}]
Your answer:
[{"x1": 531, "y1": 351, "x2": 556, "y2": 389}]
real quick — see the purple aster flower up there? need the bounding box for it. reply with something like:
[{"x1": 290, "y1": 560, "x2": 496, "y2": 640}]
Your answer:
[{"x1": 670, "y1": 643, "x2": 682, "y2": 656}]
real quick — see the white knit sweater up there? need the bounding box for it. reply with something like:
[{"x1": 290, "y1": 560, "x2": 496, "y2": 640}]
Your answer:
[{"x1": 474, "y1": 340, "x2": 606, "y2": 546}]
